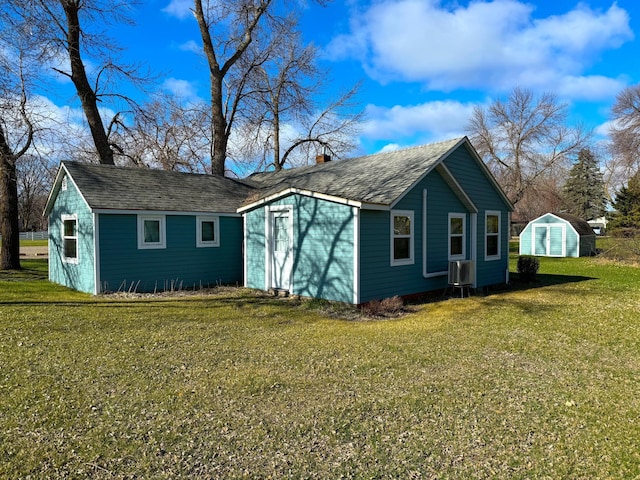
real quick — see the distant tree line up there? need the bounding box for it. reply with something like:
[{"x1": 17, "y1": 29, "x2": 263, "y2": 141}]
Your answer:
[{"x1": 468, "y1": 85, "x2": 640, "y2": 237}]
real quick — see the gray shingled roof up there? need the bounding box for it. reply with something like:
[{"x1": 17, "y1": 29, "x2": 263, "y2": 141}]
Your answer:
[
  {"x1": 246, "y1": 137, "x2": 465, "y2": 207},
  {"x1": 48, "y1": 137, "x2": 501, "y2": 216},
  {"x1": 60, "y1": 161, "x2": 255, "y2": 214},
  {"x1": 554, "y1": 212, "x2": 596, "y2": 237}
]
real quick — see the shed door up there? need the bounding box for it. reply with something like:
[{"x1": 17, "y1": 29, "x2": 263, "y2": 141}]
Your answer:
[
  {"x1": 532, "y1": 224, "x2": 565, "y2": 256},
  {"x1": 270, "y1": 210, "x2": 292, "y2": 291}
]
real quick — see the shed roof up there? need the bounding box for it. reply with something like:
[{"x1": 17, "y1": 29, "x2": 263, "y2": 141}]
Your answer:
[
  {"x1": 552, "y1": 212, "x2": 596, "y2": 237},
  {"x1": 245, "y1": 137, "x2": 467, "y2": 208},
  {"x1": 46, "y1": 161, "x2": 254, "y2": 215}
]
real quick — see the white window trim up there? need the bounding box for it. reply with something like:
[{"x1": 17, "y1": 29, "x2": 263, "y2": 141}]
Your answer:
[
  {"x1": 448, "y1": 212, "x2": 466, "y2": 261},
  {"x1": 196, "y1": 215, "x2": 220, "y2": 247},
  {"x1": 485, "y1": 210, "x2": 501, "y2": 261},
  {"x1": 390, "y1": 210, "x2": 414, "y2": 266},
  {"x1": 61, "y1": 213, "x2": 79, "y2": 264},
  {"x1": 137, "y1": 215, "x2": 166, "y2": 249}
]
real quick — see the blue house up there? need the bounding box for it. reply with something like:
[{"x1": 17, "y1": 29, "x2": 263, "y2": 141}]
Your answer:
[
  {"x1": 240, "y1": 137, "x2": 513, "y2": 303},
  {"x1": 44, "y1": 162, "x2": 252, "y2": 294},
  {"x1": 45, "y1": 137, "x2": 514, "y2": 303}
]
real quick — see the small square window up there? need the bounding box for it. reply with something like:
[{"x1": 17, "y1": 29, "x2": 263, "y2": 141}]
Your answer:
[
  {"x1": 196, "y1": 216, "x2": 220, "y2": 247},
  {"x1": 138, "y1": 215, "x2": 166, "y2": 249},
  {"x1": 144, "y1": 219, "x2": 160, "y2": 243}
]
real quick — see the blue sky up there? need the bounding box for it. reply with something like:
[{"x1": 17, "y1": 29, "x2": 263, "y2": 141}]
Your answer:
[{"x1": 44, "y1": 0, "x2": 640, "y2": 157}]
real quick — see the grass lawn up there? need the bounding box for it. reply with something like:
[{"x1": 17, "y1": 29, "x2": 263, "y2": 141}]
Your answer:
[
  {"x1": 0, "y1": 239, "x2": 49, "y2": 247},
  {"x1": 1, "y1": 256, "x2": 639, "y2": 478}
]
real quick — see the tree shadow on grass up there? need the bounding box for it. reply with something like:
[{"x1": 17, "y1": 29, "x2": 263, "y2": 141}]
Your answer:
[{"x1": 507, "y1": 272, "x2": 597, "y2": 292}]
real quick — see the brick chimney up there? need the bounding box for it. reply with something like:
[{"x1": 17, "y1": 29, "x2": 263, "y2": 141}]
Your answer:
[{"x1": 315, "y1": 153, "x2": 331, "y2": 164}]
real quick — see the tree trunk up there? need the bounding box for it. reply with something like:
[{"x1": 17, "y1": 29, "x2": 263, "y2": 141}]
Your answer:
[
  {"x1": 210, "y1": 73, "x2": 227, "y2": 176},
  {"x1": 0, "y1": 126, "x2": 20, "y2": 270},
  {"x1": 62, "y1": 0, "x2": 114, "y2": 165}
]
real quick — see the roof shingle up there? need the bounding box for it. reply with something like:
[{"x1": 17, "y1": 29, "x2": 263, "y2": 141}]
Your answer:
[
  {"x1": 247, "y1": 137, "x2": 464, "y2": 206},
  {"x1": 61, "y1": 162, "x2": 254, "y2": 214}
]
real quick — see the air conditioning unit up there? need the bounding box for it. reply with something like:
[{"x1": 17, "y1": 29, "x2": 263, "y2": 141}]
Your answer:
[{"x1": 448, "y1": 260, "x2": 475, "y2": 286}]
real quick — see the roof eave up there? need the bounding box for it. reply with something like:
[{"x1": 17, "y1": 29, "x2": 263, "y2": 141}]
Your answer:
[{"x1": 237, "y1": 187, "x2": 370, "y2": 213}]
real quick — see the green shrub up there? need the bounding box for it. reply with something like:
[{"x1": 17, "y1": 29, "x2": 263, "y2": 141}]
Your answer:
[{"x1": 517, "y1": 256, "x2": 540, "y2": 283}]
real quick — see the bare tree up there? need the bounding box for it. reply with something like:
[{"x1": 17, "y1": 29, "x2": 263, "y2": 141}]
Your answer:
[
  {"x1": 0, "y1": 39, "x2": 36, "y2": 269},
  {"x1": 240, "y1": 26, "x2": 362, "y2": 171},
  {"x1": 277, "y1": 83, "x2": 363, "y2": 169},
  {"x1": 17, "y1": 154, "x2": 54, "y2": 230},
  {"x1": 608, "y1": 84, "x2": 640, "y2": 190},
  {"x1": 117, "y1": 93, "x2": 212, "y2": 172},
  {"x1": 18, "y1": 0, "x2": 149, "y2": 165},
  {"x1": 194, "y1": 0, "x2": 275, "y2": 176},
  {"x1": 468, "y1": 88, "x2": 589, "y2": 214}
]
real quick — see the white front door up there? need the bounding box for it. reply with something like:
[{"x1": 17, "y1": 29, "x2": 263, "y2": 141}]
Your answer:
[{"x1": 271, "y1": 209, "x2": 292, "y2": 290}]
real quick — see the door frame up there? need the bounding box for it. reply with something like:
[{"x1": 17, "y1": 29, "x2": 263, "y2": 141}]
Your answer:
[
  {"x1": 265, "y1": 205, "x2": 294, "y2": 291},
  {"x1": 532, "y1": 223, "x2": 566, "y2": 257}
]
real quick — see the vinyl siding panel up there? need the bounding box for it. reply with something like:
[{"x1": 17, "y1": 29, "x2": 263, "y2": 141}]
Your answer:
[
  {"x1": 48, "y1": 174, "x2": 95, "y2": 294},
  {"x1": 244, "y1": 208, "x2": 266, "y2": 289},
  {"x1": 443, "y1": 147, "x2": 511, "y2": 287},
  {"x1": 98, "y1": 214, "x2": 243, "y2": 292},
  {"x1": 360, "y1": 170, "x2": 467, "y2": 302},
  {"x1": 272, "y1": 195, "x2": 355, "y2": 303}
]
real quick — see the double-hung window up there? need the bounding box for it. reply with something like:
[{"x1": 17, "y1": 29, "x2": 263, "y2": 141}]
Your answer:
[
  {"x1": 390, "y1": 210, "x2": 414, "y2": 266},
  {"x1": 62, "y1": 214, "x2": 78, "y2": 263},
  {"x1": 448, "y1": 213, "x2": 466, "y2": 260},
  {"x1": 196, "y1": 216, "x2": 220, "y2": 247},
  {"x1": 138, "y1": 215, "x2": 166, "y2": 249},
  {"x1": 485, "y1": 211, "x2": 501, "y2": 260}
]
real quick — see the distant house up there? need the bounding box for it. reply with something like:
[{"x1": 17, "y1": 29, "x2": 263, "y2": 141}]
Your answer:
[
  {"x1": 45, "y1": 137, "x2": 514, "y2": 303},
  {"x1": 587, "y1": 216, "x2": 608, "y2": 236},
  {"x1": 519, "y1": 212, "x2": 596, "y2": 258}
]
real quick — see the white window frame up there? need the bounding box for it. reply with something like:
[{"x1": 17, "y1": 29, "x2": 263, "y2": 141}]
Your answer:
[
  {"x1": 390, "y1": 210, "x2": 414, "y2": 266},
  {"x1": 485, "y1": 211, "x2": 501, "y2": 261},
  {"x1": 61, "y1": 214, "x2": 78, "y2": 264},
  {"x1": 137, "y1": 215, "x2": 166, "y2": 249},
  {"x1": 448, "y1": 213, "x2": 466, "y2": 261},
  {"x1": 196, "y1": 215, "x2": 220, "y2": 248}
]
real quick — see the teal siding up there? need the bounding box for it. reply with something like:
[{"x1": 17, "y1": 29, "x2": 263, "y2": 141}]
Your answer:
[
  {"x1": 550, "y1": 226, "x2": 566, "y2": 256},
  {"x1": 244, "y1": 194, "x2": 355, "y2": 303},
  {"x1": 48, "y1": 175, "x2": 96, "y2": 294},
  {"x1": 520, "y1": 223, "x2": 533, "y2": 255},
  {"x1": 245, "y1": 208, "x2": 266, "y2": 289},
  {"x1": 360, "y1": 170, "x2": 467, "y2": 302},
  {"x1": 443, "y1": 146, "x2": 511, "y2": 287},
  {"x1": 274, "y1": 195, "x2": 354, "y2": 303},
  {"x1": 98, "y1": 214, "x2": 243, "y2": 292}
]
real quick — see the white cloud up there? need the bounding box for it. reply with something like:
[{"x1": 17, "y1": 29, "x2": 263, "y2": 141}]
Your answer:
[
  {"x1": 162, "y1": 78, "x2": 201, "y2": 101},
  {"x1": 162, "y1": 0, "x2": 193, "y2": 19},
  {"x1": 378, "y1": 143, "x2": 401, "y2": 153},
  {"x1": 178, "y1": 40, "x2": 201, "y2": 54},
  {"x1": 361, "y1": 100, "x2": 475, "y2": 143},
  {"x1": 328, "y1": 0, "x2": 633, "y2": 99}
]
